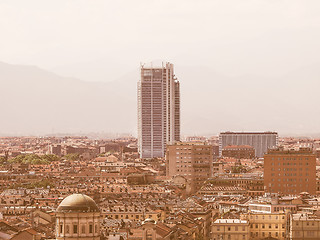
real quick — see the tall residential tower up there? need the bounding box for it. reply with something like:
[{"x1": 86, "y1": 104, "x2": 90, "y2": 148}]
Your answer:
[{"x1": 138, "y1": 62, "x2": 180, "y2": 158}]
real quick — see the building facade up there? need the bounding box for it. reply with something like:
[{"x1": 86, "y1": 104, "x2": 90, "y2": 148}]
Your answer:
[
  {"x1": 138, "y1": 62, "x2": 180, "y2": 158},
  {"x1": 55, "y1": 194, "x2": 100, "y2": 240},
  {"x1": 244, "y1": 212, "x2": 288, "y2": 240},
  {"x1": 290, "y1": 213, "x2": 320, "y2": 239},
  {"x1": 222, "y1": 145, "x2": 255, "y2": 159},
  {"x1": 219, "y1": 132, "x2": 278, "y2": 158},
  {"x1": 166, "y1": 142, "x2": 213, "y2": 192},
  {"x1": 211, "y1": 219, "x2": 249, "y2": 240},
  {"x1": 264, "y1": 147, "x2": 316, "y2": 195}
]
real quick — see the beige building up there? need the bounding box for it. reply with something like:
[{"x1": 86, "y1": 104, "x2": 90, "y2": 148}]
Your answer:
[
  {"x1": 243, "y1": 212, "x2": 288, "y2": 240},
  {"x1": 166, "y1": 142, "x2": 213, "y2": 192},
  {"x1": 290, "y1": 213, "x2": 320, "y2": 239},
  {"x1": 211, "y1": 219, "x2": 249, "y2": 240},
  {"x1": 55, "y1": 194, "x2": 100, "y2": 240}
]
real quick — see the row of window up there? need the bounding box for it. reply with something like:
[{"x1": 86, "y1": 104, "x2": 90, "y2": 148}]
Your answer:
[
  {"x1": 271, "y1": 162, "x2": 309, "y2": 166},
  {"x1": 59, "y1": 223, "x2": 97, "y2": 235},
  {"x1": 250, "y1": 224, "x2": 284, "y2": 229},
  {"x1": 249, "y1": 215, "x2": 285, "y2": 220},
  {"x1": 213, "y1": 234, "x2": 246, "y2": 240},
  {"x1": 271, "y1": 157, "x2": 309, "y2": 160},
  {"x1": 216, "y1": 226, "x2": 246, "y2": 231},
  {"x1": 271, "y1": 167, "x2": 309, "y2": 171},
  {"x1": 251, "y1": 232, "x2": 285, "y2": 237}
]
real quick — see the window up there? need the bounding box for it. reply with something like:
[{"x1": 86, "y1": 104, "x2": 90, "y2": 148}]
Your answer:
[
  {"x1": 89, "y1": 224, "x2": 93, "y2": 234},
  {"x1": 81, "y1": 225, "x2": 85, "y2": 234},
  {"x1": 95, "y1": 224, "x2": 98, "y2": 233},
  {"x1": 66, "y1": 225, "x2": 70, "y2": 234},
  {"x1": 60, "y1": 224, "x2": 63, "y2": 234},
  {"x1": 73, "y1": 225, "x2": 78, "y2": 234}
]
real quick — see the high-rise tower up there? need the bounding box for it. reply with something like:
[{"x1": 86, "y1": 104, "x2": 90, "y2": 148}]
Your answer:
[{"x1": 138, "y1": 62, "x2": 180, "y2": 158}]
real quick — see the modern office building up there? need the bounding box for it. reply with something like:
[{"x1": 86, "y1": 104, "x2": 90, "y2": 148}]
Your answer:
[
  {"x1": 219, "y1": 132, "x2": 278, "y2": 158},
  {"x1": 138, "y1": 62, "x2": 180, "y2": 158},
  {"x1": 166, "y1": 142, "x2": 213, "y2": 192},
  {"x1": 264, "y1": 147, "x2": 316, "y2": 195}
]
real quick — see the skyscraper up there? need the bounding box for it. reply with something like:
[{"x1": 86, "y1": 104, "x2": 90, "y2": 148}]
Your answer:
[{"x1": 138, "y1": 62, "x2": 180, "y2": 158}]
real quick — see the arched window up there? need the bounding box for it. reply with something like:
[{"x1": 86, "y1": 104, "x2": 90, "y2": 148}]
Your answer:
[
  {"x1": 66, "y1": 225, "x2": 70, "y2": 234},
  {"x1": 81, "y1": 225, "x2": 85, "y2": 234}
]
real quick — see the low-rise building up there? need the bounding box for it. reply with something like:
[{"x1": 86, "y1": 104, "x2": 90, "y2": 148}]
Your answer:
[
  {"x1": 212, "y1": 219, "x2": 249, "y2": 240},
  {"x1": 244, "y1": 212, "x2": 288, "y2": 240}
]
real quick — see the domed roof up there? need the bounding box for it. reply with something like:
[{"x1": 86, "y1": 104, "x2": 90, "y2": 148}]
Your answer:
[
  {"x1": 143, "y1": 218, "x2": 156, "y2": 224},
  {"x1": 56, "y1": 194, "x2": 99, "y2": 213}
]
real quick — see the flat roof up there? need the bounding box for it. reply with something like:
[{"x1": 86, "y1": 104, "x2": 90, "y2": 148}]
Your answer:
[{"x1": 220, "y1": 132, "x2": 278, "y2": 135}]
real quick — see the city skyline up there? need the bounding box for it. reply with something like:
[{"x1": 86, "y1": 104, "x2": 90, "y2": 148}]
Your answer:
[
  {"x1": 1, "y1": 1, "x2": 320, "y2": 136},
  {"x1": 1, "y1": 1, "x2": 320, "y2": 240}
]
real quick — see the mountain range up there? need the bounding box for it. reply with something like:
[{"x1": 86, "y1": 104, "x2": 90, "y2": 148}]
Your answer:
[{"x1": 0, "y1": 61, "x2": 319, "y2": 137}]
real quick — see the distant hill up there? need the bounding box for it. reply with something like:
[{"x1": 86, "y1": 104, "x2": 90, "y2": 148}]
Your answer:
[
  {"x1": 0, "y1": 61, "x2": 319, "y2": 136},
  {"x1": 0, "y1": 62, "x2": 136, "y2": 135}
]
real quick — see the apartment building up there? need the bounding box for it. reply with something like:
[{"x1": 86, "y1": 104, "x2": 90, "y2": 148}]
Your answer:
[
  {"x1": 244, "y1": 212, "x2": 288, "y2": 240},
  {"x1": 264, "y1": 147, "x2": 316, "y2": 195},
  {"x1": 290, "y1": 213, "x2": 320, "y2": 239},
  {"x1": 166, "y1": 142, "x2": 213, "y2": 192},
  {"x1": 212, "y1": 219, "x2": 249, "y2": 240}
]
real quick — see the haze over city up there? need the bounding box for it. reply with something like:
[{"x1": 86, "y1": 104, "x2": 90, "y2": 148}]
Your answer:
[
  {"x1": 1, "y1": 0, "x2": 320, "y2": 136},
  {"x1": 3, "y1": 2, "x2": 320, "y2": 240}
]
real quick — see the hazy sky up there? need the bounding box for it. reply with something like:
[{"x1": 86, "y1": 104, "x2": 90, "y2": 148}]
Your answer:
[
  {"x1": 1, "y1": 1, "x2": 320, "y2": 136},
  {"x1": 1, "y1": 0, "x2": 320, "y2": 81}
]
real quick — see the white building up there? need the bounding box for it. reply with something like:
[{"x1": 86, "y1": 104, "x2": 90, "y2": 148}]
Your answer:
[{"x1": 219, "y1": 132, "x2": 278, "y2": 158}]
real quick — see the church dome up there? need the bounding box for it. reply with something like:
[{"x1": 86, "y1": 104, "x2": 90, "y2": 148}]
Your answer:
[
  {"x1": 56, "y1": 194, "x2": 99, "y2": 213},
  {"x1": 143, "y1": 218, "x2": 156, "y2": 224}
]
